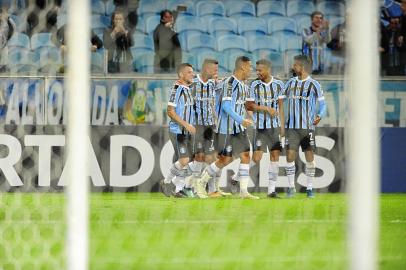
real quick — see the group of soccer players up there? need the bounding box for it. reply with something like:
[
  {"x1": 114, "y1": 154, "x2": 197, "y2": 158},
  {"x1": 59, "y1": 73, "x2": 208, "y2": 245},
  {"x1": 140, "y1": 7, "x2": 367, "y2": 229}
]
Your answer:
[{"x1": 160, "y1": 54, "x2": 327, "y2": 199}]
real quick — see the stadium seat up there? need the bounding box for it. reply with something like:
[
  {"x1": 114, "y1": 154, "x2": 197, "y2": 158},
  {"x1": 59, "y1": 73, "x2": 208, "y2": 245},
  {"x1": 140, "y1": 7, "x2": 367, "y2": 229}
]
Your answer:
[
  {"x1": 131, "y1": 47, "x2": 155, "y2": 59},
  {"x1": 196, "y1": 1, "x2": 225, "y2": 18},
  {"x1": 132, "y1": 34, "x2": 154, "y2": 50},
  {"x1": 176, "y1": 32, "x2": 188, "y2": 50},
  {"x1": 37, "y1": 47, "x2": 62, "y2": 71},
  {"x1": 187, "y1": 33, "x2": 216, "y2": 53},
  {"x1": 91, "y1": 15, "x2": 109, "y2": 31},
  {"x1": 134, "y1": 52, "x2": 155, "y2": 73},
  {"x1": 15, "y1": 50, "x2": 40, "y2": 73},
  {"x1": 175, "y1": 16, "x2": 207, "y2": 35},
  {"x1": 8, "y1": 32, "x2": 30, "y2": 49},
  {"x1": 284, "y1": 49, "x2": 302, "y2": 73},
  {"x1": 226, "y1": 51, "x2": 253, "y2": 72},
  {"x1": 293, "y1": 14, "x2": 311, "y2": 33},
  {"x1": 257, "y1": 1, "x2": 286, "y2": 18},
  {"x1": 317, "y1": 1, "x2": 346, "y2": 17},
  {"x1": 91, "y1": 1, "x2": 105, "y2": 15},
  {"x1": 138, "y1": 1, "x2": 166, "y2": 18},
  {"x1": 145, "y1": 15, "x2": 161, "y2": 34},
  {"x1": 182, "y1": 52, "x2": 198, "y2": 69},
  {"x1": 30, "y1": 33, "x2": 56, "y2": 50},
  {"x1": 196, "y1": 50, "x2": 225, "y2": 71},
  {"x1": 208, "y1": 17, "x2": 238, "y2": 37},
  {"x1": 282, "y1": 35, "x2": 302, "y2": 53},
  {"x1": 166, "y1": 0, "x2": 195, "y2": 16},
  {"x1": 237, "y1": 17, "x2": 267, "y2": 39},
  {"x1": 105, "y1": 0, "x2": 116, "y2": 16},
  {"x1": 225, "y1": 0, "x2": 255, "y2": 18},
  {"x1": 91, "y1": 50, "x2": 104, "y2": 73},
  {"x1": 249, "y1": 36, "x2": 280, "y2": 53},
  {"x1": 268, "y1": 17, "x2": 297, "y2": 36},
  {"x1": 286, "y1": 1, "x2": 315, "y2": 17},
  {"x1": 326, "y1": 15, "x2": 345, "y2": 29},
  {"x1": 217, "y1": 34, "x2": 248, "y2": 55},
  {"x1": 57, "y1": 14, "x2": 67, "y2": 29}
]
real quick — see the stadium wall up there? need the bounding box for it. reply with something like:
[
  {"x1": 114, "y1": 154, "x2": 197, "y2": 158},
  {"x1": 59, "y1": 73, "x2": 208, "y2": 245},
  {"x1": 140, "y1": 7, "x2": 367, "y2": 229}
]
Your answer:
[{"x1": 0, "y1": 76, "x2": 404, "y2": 192}]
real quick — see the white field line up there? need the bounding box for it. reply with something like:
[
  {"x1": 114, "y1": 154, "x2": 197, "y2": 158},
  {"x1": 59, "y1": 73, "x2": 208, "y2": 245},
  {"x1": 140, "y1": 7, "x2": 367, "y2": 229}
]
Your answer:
[{"x1": 2, "y1": 219, "x2": 406, "y2": 224}]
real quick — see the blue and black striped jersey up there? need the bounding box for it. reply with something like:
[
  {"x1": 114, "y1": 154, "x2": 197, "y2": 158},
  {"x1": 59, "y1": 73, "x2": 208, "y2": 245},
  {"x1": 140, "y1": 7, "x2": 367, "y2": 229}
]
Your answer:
[
  {"x1": 217, "y1": 76, "x2": 249, "y2": 135},
  {"x1": 168, "y1": 83, "x2": 195, "y2": 134},
  {"x1": 189, "y1": 74, "x2": 216, "y2": 126},
  {"x1": 249, "y1": 77, "x2": 284, "y2": 129},
  {"x1": 282, "y1": 76, "x2": 325, "y2": 130}
]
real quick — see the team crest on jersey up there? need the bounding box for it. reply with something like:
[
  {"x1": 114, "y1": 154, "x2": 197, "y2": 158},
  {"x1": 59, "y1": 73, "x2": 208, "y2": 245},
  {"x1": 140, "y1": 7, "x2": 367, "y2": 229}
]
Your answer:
[
  {"x1": 226, "y1": 145, "x2": 233, "y2": 153},
  {"x1": 256, "y1": 140, "x2": 262, "y2": 147},
  {"x1": 180, "y1": 146, "x2": 187, "y2": 154}
]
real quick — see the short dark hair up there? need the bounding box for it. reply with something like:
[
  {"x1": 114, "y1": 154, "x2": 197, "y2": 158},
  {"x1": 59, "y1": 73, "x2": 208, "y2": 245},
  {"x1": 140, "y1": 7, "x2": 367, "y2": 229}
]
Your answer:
[
  {"x1": 160, "y1": 9, "x2": 173, "y2": 20},
  {"x1": 235, "y1": 56, "x2": 251, "y2": 70},
  {"x1": 256, "y1": 59, "x2": 271, "y2": 69},
  {"x1": 202, "y1": 58, "x2": 218, "y2": 67},
  {"x1": 294, "y1": 55, "x2": 312, "y2": 72},
  {"x1": 177, "y1": 63, "x2": 193, "y2": 74},
  {"x1": 311, "y1": 11, "x2": 324, "y2": 20}
]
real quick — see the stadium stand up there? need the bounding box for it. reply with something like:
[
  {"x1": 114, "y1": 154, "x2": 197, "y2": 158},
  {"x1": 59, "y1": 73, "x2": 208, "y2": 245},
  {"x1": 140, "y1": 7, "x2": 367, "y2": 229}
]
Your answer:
[
  {"x1": 257, "y1": 1, "x2": 286, "y2": 18},
  {"x1": 225, "y1": 0, "x2": 256, "y2": 18},
  {"x1": 196, "y1": 1, "x2": 226, "y2": 18},
  {"x1": 1, "y1": 0, "x2": 351, "y2": 74}
]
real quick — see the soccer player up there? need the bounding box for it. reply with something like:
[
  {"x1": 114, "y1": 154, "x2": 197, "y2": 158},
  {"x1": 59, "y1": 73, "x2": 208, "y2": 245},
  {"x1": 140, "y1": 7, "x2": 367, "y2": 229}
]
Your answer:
[
  {"x1": 245, "y1": 59, "x2": 284, "y2": 198},
  {"x1": 160, "y1": 63, "x2": 196, "y2": 197},
  {"x1": 188, "y1": 58, "x2": 230, "y2": 198},
  {"x1": 282, "y1": 55, "x2": 327, "y2": 198},
  {"x1": 196, "y1": 56, "x2": 258, "y2": 199}
]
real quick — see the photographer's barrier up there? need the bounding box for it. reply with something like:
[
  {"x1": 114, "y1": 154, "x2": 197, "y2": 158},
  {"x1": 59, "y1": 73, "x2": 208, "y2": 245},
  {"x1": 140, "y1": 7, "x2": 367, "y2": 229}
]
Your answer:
[{"x1": 0, "y1": 77, "x2": 405, "y2": 192}]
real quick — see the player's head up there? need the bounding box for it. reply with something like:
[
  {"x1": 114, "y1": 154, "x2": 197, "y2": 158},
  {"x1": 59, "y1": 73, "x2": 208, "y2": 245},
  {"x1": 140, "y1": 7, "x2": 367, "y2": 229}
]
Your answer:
[
  {"x1": 255, "y1": 59, "x2": 271, "y2": 81},
  {"x1": 177, "y1": 63, "x2": 194, "y2": 84},
  {"x1": 201, "y1": 58, "x2": 219, "y2": 79},
  {"x1": 293, "y1": 55, "x2": 312, "y2": 75},
  {"x1": 234, "y1": 56, "x2": 252, "y2": 80},
  {"x1": 310, "y1": 11, "x2": 324, "y2": 28}
]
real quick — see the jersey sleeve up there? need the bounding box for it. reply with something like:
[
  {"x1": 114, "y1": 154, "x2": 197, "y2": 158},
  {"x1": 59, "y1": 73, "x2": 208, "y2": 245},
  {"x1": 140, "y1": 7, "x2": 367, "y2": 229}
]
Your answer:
[
  {"x1": 168, "y1": 85, "x2": 181, "y2": 107},
  {"x1": 276, "y1": 81, "x2": 285, "y2": 99},
  {"x1": 246, "y1": 81, "x2": 256, "y2": 102},
  {"x1": 221, "y1": 78, "x2": 233, "y2": 101},
  {"x1": 314, "y1": 81, "x2": 325, "y2": 101}
]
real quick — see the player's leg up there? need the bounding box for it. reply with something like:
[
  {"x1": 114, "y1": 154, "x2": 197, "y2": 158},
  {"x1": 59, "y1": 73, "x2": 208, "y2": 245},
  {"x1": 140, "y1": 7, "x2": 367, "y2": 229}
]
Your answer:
[
  {"x1": 161, "y1": 133, "x2": 190, "y2": 197},
  {"x1": 235, "y1": 132, "x2": 259, "y2": 199},
  {"x1": 301, "y1": 129, "x2": 317, "y2": 198},
  {"x1": 267, "y1": 129, "x2": 282, "y2": 198},
  {"x1": 285, "y1": 129, "x2": 299, "y2": 197}
]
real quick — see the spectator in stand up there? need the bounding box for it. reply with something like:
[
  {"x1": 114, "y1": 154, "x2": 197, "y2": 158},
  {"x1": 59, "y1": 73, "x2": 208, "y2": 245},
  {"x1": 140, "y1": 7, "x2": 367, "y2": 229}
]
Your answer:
[
  {"x1": 25, "y1": 2, "x2": 60, "y2": 37},
  {"x1": 104, "y1": 10, "x2": 133, "y2": 73},
  {"x1": 327, "y1": 15, "x2": 347, "y2": 74},
  {"x1": 54, "y1": 25, "x2": 103, "y2": 54},
  {"x1": 113, "y1": 0, "x2": 138, "y2": 33},
  {"x1": 153, "y1": 10, "x2": 182, "y2": 73},
  {"x1": 0, "y1": 7, "x2": 15, "y2": 72},
  {"x1": 380, "y1": 17, "x2": 404, "y2": 75},
  {"x1": 302, "y1": 11, "x2": 331, "y2": 74},
  {"x1": 399, "y1": 0, "x2": 406, "y2": 74}
]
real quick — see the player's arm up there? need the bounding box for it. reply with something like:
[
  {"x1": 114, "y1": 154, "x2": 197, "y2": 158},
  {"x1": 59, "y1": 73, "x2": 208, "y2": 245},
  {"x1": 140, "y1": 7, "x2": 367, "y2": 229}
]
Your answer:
[
  {"x1": 167, "y1": 86, "x2": 196, "y2": 134},
  {"x1": 222, "y1": 100, "x2": 252, "y2": 128},
  {"x1": 245, "y1": 101, "x2": 277, "y2": 116},
  {"x1": 245, "y1": 82, "x2": 276, "y2": 116},
  {"x1": 278, "y1": 98, "x2": 285, "y2": 137},
  {"x1": 167, "y1": 106, "x2": 195, "y2": 134},
  {"x1": 313, "y1": 82, "x2": 327, "y2": 125}
]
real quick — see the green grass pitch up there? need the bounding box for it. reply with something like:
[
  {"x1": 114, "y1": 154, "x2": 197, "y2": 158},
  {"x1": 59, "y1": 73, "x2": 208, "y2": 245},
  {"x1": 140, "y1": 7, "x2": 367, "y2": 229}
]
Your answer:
[{"x1": 0, "y1": 193, "x2": 405, "y2": 270}]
